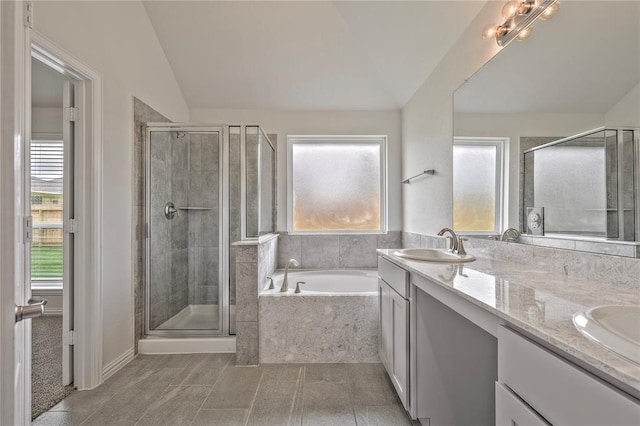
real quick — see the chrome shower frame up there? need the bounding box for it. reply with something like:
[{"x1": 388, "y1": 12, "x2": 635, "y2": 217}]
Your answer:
[{"x1": 144, "y1": 123, "x2": 230, "y2": 337}]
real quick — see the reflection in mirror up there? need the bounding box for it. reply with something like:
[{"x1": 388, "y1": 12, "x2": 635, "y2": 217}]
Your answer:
[
  {"x1": 453, "y1": 1, "x2": 639, "y2": 253},
  {"x1": 523, "y1": 128, "x2": 637, "y2": 241}
]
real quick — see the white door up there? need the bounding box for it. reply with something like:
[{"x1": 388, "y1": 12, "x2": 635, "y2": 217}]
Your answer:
[
  {"x1": 62, "y1": 79, "x2": 76, "y2": 385},
  {"x1": 1, "y1": 1, "x2": 33, "y2": 424}
]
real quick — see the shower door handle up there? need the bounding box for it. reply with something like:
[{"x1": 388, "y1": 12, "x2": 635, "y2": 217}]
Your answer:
[
  {"x1": 164, "y1": 201, "x2": 178, "y2": 219},
  {"x1": 15, "y1": 297, "x2": 48, "y2": 323}
]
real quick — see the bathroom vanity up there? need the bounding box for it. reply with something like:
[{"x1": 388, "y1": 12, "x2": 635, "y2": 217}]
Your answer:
[{"x1": 377, "y1": 251, "x2": 640, "y2": 425}]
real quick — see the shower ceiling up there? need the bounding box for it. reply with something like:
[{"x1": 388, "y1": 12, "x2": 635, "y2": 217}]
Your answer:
[{"x1": 142, "y1": 1, "x2": 485, "y2": 110}]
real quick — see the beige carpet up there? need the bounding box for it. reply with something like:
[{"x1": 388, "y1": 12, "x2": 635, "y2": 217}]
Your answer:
[{"x1": 32, "y1": 315, "x2": 74, "y2": 419}]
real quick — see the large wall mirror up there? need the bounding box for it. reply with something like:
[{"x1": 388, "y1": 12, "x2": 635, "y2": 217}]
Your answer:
[{"x1": 453, "y1": 1, "x2": 639, "y2": 255}]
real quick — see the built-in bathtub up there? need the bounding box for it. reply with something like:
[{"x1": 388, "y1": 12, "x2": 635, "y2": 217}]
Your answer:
[{"x1": 259, "y1": 269, "x2": 379, "y2": 363}]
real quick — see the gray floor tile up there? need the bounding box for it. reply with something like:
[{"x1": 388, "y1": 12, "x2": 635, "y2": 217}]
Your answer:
[
  {"x1": 247, "y1": 378, "x2": 299, "y2": 426},
  {"x1": 135, "y1": 385, "x2": 209, "y2": 425},
  {"x1": 346, "y1": 363, "x2": 389, "y2": 388},
  {"x1": 304, "y1": 364, "x2": 348, "y2": 383},
  {"x1": 303, "y1": 382, "x2": 351, "y2": 408},
  {"x1": 350, "y1": 384, "x2": 399, "y2": 406},
  {"x1": 191, "y1": 409, "x2": 248, "y2": 426},
  {"x1": 302, "y1": 406, "x2": 356, "y2": 426},
  {"x1": 32, "y1": 411, "x2": 91, "y2": 426},
  {"x1": 302, "y1": 382, "x2": 355, "y2": 426},
  {"x1": 48, "y1": 386, "x2": 116, "y2": 413},
  {"x1": 82, "y1": 367, "x2": 182, "y2": 425},
  {"x1": 353, "y1": 404, "x2": 414, "y2": 426},
  {"x1": 202, "y1": 366, "x2": 263, "y2": 409},
  {"x1": 172, "y1": 353, "x2": 233, "y2": 386},
  {"x1": 262, "y1": 364, "x2": 302, "y2": 382}
]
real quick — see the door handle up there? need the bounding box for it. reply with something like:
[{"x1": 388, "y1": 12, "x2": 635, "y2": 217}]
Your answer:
[{"x1": 15, "y1": 297, "x2": 48, "y2": 323}]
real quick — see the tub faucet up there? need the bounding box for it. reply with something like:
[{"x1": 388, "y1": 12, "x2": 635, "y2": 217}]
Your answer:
[
  {"x1": 437, "y1": 228, "x2": 459, "y2": 253},
  {"x1": 281, "y1": 258, "x2": 299, "y2": 292},
  {"x1": 500, "y1": 228, "x2": 521, "y2": 242}
]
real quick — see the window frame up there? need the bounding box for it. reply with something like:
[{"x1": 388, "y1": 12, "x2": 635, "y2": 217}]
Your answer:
[
  {"x1": 453, "y1": 137, "x2": 509, "y2": 235},
  {"x1": 287, "y1": 135, "x2": 388, "y2": 235}
]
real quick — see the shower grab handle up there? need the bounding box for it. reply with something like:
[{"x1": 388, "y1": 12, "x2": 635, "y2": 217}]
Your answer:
[{"x1": 164, "y1": 201, "x2": 178, "y2": 219}]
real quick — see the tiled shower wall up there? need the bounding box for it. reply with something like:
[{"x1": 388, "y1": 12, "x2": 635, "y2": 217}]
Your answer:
[
  {"x1": 277, "y1": 231, "x2": 402, "y2": 269},
  {"x1": 148, "y1": 131, "x2": 190, "y2": 328},
  {"x1": 187, "y1": 133, "x2": 220, "y2": 307}
]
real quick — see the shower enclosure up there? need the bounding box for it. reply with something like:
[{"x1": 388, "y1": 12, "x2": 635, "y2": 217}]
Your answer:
[{"x1": 145, "y1": 124, "x2": 275, "y2": 337}]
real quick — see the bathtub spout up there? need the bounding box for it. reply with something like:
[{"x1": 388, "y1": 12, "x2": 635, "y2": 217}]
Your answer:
[{"x1": 281, "y1": 259, "x2": 300, "y2": 292}]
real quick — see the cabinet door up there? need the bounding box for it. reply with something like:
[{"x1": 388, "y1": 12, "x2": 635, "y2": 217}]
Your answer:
[
  {"x1": 378, "y1": 279, "x2": 392, "y2": 369},
  {"x1": 390, "y1": 288, "x2": 409, "y2": 409},
  {"x1": 496, "y1": 382, "x2": 549, "y2": 426}
]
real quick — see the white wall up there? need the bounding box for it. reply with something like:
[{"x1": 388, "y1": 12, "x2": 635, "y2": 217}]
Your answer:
[
  {"x1": 33, "y1": 0, "x2": 189, "y2": 370},
  {"x1": 454, "y1": 112, "x2": 603, "y2": 227},
  {"x1": 605, "y1": 83, "x2": 640, "y2": 127},
  {"x1": 401, "y1": 1, "x2": 501, "y2": 235},
  {"x1": 32, "y1": 107, "x2": 62, "y2": 135},
  {"x1": 190, "y1": 109, "x2": 403, "y2": 231}
]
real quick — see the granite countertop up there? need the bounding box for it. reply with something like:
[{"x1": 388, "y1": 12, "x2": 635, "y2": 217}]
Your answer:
[{"x1": 377, "y1": 249, "x2": 640, "y2": 396}]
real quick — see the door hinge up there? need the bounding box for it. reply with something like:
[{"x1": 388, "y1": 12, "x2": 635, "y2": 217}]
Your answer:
[
  {"x1": 63, "y1": 330, "x2": 76, "y2": 346},
  {"x1": 63, "y1": 107, "x2": 79, "y2": 122},
  {"x1": 64, "y1": 218, "x2": 79, "y2": 234},
  {"x1": 24, "y1": 1, "x2": 33, "y2": 28},
  {"x1": 23, "y1": 216, "x2": 32, "y2": 243}
]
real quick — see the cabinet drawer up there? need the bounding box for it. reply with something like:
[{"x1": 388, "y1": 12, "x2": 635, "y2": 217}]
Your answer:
[
  {"x1": 496, "y1": 382, "x2": 549, "y2": 426},
  {"x1": 378, "y1": 256, "x2": 409, "y2": 298},
  {"x1": 498, "y1": 326, "x2": 640, "y2": 426}
]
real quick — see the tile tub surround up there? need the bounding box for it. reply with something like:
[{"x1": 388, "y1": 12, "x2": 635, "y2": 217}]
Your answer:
[
  {"x1": 277, "y1": 231, "x2": 402, "y2": 269},
  {"x1": 233, "y1": 234, "x2": 278, "y2": 365},
  {"x1": 259, "y1": 289, "x2": 379, "y2": 363},
  {"x1": 377, "y1": 249, "x2": 640, "y2": 398},
  {"x1": 36, "y1": 354, "x2": 414, "y2": 426}
]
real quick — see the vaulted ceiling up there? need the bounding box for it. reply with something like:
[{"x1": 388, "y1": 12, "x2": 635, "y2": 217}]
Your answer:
[{"x1": 142, "y1": 1, "x2": 485, "y2": 110}]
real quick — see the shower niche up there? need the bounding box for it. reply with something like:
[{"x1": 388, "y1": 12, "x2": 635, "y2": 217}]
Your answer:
[{"x1": 145, "y1": 124, "x2": 275, "y2": 337}]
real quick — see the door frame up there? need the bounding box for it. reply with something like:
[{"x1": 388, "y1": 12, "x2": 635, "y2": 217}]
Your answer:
[{"x1": 31, "y1": 31, "x2": 104, "y2": 391}]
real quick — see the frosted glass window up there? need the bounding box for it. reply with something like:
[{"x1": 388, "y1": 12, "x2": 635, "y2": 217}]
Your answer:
[
  {"x1": 288, "y1": 136, "x2": 386, "y2": 233},
  {"x1": 453, "y1": 139, "x2": 504, "y2": 233}
]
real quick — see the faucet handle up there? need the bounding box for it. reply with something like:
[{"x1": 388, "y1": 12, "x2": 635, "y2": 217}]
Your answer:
[
  {"x1": 266, "y1": 276, "x2": 274, "y2": 290},
  {"x1": 457, "y1": 238, "x2": 468, "y2": 256},
  {"x1": 294, "y1": 281, "x2": 306, "y2": 294}
]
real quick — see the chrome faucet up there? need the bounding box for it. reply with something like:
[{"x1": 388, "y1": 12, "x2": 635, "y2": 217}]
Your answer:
[
  {"x1": 281, "y1": 258, "x2": 299, "y2": 292},
  {"x1": 437, "y1": 228, "x2": 459, "y2": 253},
  {"x1": 500, "y1": 228, "x2": 521, "y2": 242}
]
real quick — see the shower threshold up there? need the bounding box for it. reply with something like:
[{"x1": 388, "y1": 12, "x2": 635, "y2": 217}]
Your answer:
[{"x1": 157, "y1": 304, "x2": 219, "y2": 330}]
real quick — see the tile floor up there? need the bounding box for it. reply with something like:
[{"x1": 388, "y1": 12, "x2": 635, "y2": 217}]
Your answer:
[{"x1": 34, "y1": 354, "x2": 418, "y2": 425}]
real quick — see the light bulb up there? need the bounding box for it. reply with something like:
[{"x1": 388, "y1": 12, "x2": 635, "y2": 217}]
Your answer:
[
  {"x1": 502, "y1": 1, "x2": 521, "y2": 19},
  {"x1": 540, "y1": 2, "x2": 559, "y2": 20},
  {"x1": 482, "y1": 24, "x2": 500, "y2": 40},
  {"x1": 517, "y1": 27, "x2": 533, "y2": 41}
]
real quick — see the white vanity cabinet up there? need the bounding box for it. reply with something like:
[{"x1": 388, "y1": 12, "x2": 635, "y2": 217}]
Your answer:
[
  {"x1": 498, "y1": 326, "x2": 640, "y2": 426},
  {"x1": 378, "y1": 257, "x2": 410, "y2": 411}
]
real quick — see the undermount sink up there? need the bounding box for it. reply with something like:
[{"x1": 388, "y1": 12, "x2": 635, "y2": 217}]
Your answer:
[
  {"x1": 573, "y1": 305, "x2": 640, "y2": 365},
  {"x1": 393, "y1": 248, "x2": 475, "y2": 263}
]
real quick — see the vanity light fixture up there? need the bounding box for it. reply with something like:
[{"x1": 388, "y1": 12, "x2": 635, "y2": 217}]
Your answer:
[{"x1": 483, "y1": 0, "x2": 559, "y2": 46}]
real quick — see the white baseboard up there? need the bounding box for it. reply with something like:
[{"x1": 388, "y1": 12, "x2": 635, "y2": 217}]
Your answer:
[{"x1": 102, "y1": 347, "x2": 135, "y2": 381}]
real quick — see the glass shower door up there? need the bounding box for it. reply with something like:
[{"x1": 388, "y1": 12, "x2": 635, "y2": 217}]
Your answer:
[{"x1": 146, "y1": 127, "x2": 226, "y2": 335}]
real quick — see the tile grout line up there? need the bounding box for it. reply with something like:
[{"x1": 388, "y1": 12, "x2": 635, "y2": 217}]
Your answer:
[
  {"x1": 287, "y1": 365, "x2": 305, "y2": 426},
  {"x1": 243, "y1": 365, "x2": 267, "y2": 426},
  {"x1": 188, "y1": 354, "x2": 234, "y2": 426},
  {"x1": 133, "y1": 357, "x2": 199, "y2": 425}
]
